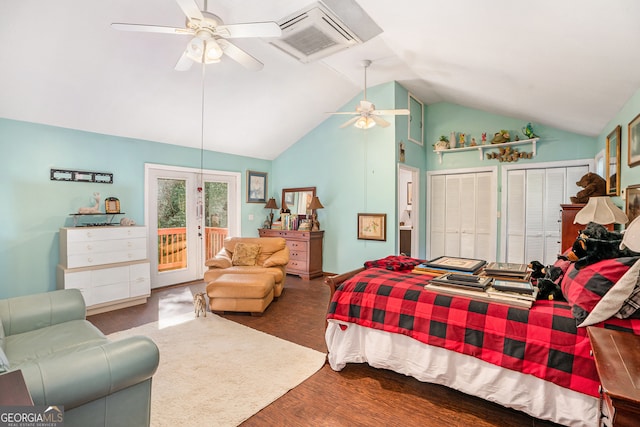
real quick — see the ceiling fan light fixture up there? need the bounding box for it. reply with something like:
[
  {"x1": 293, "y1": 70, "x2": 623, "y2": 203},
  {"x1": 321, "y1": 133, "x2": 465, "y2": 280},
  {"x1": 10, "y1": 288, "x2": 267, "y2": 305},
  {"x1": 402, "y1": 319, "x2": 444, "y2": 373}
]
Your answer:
[{"x1": 354, "y1": 116, "x2": 375, "y2": 129}]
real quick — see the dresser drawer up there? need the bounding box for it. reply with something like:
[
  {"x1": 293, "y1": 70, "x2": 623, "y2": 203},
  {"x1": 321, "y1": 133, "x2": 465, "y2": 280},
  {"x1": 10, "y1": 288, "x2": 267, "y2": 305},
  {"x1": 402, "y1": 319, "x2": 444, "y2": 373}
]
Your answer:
[
  {"x1": 67, "y1": 237, "x2": 146, "y2": 257},
  {"x1": 288, "y1": 259, "x2": 308, "y2": 272},
  {"x1": 62, "y1": 226, "x2": 147, "y2": 242},
  {"x1": 289, "y1": 249, "x2": 307, "y2": 261},
  {"x1": 286, "y1": 240, "x2": 308, "y2": 251},
  {"x1": 67, "y1": 248, "x2": 147, "y2": 269}
]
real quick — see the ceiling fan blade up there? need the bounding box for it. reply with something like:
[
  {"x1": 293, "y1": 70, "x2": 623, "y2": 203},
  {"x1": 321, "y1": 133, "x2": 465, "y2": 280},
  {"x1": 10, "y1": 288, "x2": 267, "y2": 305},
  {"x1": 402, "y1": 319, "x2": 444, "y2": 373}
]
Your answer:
[
  {"x1": 371, "y1": 115, "x2": 391, "y2": 128},
  {"x1": 340, "y1": 116, "x2": 361, "y2": 128},
  {"x1": 174, "y1": 50, "x2": 194, "y2": 71},
  {"x1": 327, "y1": 111, "x2": 359, "y2": 115},
  {"x1": 215, "y1": 22, "x2": 282, "y2": 39},
  {"x1": 217, "y1": 39, "x2": 263, "y2": 71},
  {"x1": 175, "y1": 0, "x2": 204, "y2": 23},
  {"x1": 111, "y1": 23, "x2": 193, "y2": 35},
  {"x1": 373, "y1": 108, "x2": 410, "y2": 116}
]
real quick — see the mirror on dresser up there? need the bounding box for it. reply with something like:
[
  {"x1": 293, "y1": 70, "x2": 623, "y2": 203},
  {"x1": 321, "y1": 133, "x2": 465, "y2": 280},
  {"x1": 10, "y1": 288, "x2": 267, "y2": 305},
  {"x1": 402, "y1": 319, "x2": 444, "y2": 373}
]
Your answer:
[{"x1": 281, "y1": 187, "x2": 316, "y2": 219}]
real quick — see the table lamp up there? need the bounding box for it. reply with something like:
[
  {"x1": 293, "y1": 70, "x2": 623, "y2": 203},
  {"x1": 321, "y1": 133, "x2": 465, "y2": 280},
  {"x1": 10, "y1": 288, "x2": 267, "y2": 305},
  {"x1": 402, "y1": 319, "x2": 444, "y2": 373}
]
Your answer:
[
  {"x1": 264, "y1": 198, "x2": 278, "y2": 229},
  {"x1": 308, "y1": 196, "x2": 324, "y2": 231},
  {"x1": 573, "y1": 196, "x2": 628, "y2": 225}
]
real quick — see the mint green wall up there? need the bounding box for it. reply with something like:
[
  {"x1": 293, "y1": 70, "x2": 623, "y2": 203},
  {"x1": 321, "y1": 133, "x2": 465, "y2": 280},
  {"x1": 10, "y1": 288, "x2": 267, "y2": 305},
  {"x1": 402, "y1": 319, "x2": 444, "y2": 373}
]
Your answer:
[
  {"x1": 425, "y1": 102, "x2": 598, "y2": 171},
  {"x1": 598, "y1": 88, "x2": 640, "y2": 203},
  {"x1": 272, "y1": 82, "x2": 401, "y2": 275},
  {"x1": 0, "y1": 118, "x2": 271, "y2": 298}
]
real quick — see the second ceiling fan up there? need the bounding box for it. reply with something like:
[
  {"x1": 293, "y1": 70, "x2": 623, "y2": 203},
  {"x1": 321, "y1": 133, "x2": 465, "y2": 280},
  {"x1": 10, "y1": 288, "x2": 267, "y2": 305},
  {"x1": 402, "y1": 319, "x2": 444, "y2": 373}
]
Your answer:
[
  {"x1": 111, "y1": 0, "x2": 281, "y2": 71},
  {"x1": 330, "y1": 60, "x2": 410, "y2": 129}
]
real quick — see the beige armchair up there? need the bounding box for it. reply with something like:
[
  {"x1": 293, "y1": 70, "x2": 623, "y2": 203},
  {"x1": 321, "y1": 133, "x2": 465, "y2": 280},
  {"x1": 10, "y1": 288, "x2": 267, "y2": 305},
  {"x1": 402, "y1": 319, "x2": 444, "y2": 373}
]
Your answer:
[{"x1": 204, "y1": 237, "x2": 289, "y2": 297}]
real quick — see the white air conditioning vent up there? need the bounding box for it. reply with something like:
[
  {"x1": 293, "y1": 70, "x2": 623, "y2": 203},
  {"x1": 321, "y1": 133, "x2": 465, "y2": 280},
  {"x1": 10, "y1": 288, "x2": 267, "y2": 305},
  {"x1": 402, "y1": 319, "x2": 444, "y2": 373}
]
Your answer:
[{"x1": 271, "y1": 4, "x2": 361, "y2": 63}]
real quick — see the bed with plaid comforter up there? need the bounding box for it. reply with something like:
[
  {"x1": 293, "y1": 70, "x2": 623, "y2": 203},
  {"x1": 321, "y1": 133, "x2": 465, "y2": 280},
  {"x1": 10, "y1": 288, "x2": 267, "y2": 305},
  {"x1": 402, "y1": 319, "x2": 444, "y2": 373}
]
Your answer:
[{"x1": 327, "y1": 266, "x2": 640, "y2": 398}]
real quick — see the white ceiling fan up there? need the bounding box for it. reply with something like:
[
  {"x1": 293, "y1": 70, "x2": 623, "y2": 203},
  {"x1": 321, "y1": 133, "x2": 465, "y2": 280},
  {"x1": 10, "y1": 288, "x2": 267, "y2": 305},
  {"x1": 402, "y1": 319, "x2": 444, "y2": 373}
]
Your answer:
[
  {"x1": 111, "y1": 0, "x2": 281, "y2": 71},
  {"x1": 329, "y1": 60, "x2": 410, "y2": 129}
]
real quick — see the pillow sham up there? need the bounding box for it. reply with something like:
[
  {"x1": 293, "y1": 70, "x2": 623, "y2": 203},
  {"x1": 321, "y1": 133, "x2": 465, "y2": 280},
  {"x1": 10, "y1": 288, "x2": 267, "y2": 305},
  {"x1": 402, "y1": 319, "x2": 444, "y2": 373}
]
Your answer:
[
  {"x1": 579, "y1": 258, "x2": 640, "y2": 326},
  {"x1": 562, "y1": 256, "x2": 639, "y2": 324},
  {"x1": 231, "y1": 243, "x2": 261, "y2": 266}
]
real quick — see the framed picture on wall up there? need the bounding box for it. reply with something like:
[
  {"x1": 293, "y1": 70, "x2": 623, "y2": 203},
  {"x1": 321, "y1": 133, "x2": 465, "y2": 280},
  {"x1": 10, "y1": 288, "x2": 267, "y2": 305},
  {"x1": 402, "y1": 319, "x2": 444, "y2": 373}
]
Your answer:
[
  {"x1": 628, "y1": 113, "x2": 640, "y2": 167},
  {"x1": 357, "y1": 213, "x2": 387, "y2": 241},
  {"x1": 626, "y1": 184, "x2": 640, "y2": 224},
  {"x1": 246, "y1": 170, "x2": 267, "y2": 203}
]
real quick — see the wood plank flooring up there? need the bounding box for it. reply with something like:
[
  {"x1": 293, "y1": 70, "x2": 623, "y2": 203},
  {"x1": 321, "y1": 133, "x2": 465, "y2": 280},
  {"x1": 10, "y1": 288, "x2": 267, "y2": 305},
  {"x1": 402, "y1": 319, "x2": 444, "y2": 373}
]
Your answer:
[{"x1": 88, "y1": 275, "x2": 560, "y2": 426}]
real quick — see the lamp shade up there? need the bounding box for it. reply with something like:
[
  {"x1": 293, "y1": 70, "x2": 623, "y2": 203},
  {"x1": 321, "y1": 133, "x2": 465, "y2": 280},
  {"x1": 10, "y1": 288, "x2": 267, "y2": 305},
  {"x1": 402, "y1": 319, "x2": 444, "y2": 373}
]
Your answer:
[
  {"x1": 574, "y1": 196, "x2": 628, "y2": 225},
  {"x1": 264, "y1": 198, "x2": 278, "y2": 210},
  {"x1": 621, "y1": 216, "x2": 640, "y2": 252},
  {"x1": 354, "y1": 116, "x2": 375, "y2": 129},
  {"x1": 308, "y1": 196, "x2": 324, "y2": 210}
]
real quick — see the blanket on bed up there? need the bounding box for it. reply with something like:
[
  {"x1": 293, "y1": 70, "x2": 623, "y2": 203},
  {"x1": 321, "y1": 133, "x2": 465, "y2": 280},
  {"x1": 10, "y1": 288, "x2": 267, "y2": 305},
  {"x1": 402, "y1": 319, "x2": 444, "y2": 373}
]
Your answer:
[{"x1": 327, "y1": 267, "x2": 640, "y2": 398}]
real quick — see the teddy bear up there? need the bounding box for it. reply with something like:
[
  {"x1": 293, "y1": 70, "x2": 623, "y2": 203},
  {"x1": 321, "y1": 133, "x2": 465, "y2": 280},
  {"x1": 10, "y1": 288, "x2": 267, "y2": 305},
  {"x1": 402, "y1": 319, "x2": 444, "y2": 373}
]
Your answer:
[
  {"x1": 567, "y1": 222, "x2": 638, "y2": 269},
  {"x1": 570, "y1": 172, "x2": 606, "y2": 204},
  {"x1": 529, "y1": 258, "x2": 568, "y2": 301}
]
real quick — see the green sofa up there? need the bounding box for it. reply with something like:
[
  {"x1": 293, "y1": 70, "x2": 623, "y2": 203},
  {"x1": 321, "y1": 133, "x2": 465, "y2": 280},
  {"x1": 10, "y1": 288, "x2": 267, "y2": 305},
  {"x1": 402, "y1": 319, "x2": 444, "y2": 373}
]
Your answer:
[{"x1": 0, "y1": 289, "x2": 159, "y2": 426}]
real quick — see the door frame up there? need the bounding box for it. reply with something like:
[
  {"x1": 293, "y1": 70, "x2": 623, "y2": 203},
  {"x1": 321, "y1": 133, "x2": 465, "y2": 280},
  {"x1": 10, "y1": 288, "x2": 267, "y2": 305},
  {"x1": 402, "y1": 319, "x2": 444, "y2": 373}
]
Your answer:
[
  {"x1": 144, "y1": 163, "x2": 241, "y2": 288},
  {"x1": 398, "y1": 164, "x2": 419, "y2": 258}
]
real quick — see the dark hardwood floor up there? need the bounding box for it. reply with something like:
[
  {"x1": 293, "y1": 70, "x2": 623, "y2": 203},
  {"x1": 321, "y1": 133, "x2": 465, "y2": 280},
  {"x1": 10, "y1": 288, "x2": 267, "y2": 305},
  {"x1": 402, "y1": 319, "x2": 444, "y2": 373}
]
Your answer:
[{"x1": 88, "y1": 275, "x2": 560, "y2": 427}]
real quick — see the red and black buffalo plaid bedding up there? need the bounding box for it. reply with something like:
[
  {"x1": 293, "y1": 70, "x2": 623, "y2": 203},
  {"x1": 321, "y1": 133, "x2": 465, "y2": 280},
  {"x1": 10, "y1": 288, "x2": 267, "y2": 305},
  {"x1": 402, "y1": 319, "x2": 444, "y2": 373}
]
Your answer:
[{"x1": 327, "y1": 266, "x2": 640, "y2": 397}]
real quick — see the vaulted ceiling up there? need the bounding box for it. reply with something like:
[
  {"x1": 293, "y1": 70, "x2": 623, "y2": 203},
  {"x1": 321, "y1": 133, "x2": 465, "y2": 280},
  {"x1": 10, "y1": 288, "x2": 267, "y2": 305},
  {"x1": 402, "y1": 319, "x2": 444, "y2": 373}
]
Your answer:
[{"x1": 1, "y1": 0, "x2": 639, "y2": 160}]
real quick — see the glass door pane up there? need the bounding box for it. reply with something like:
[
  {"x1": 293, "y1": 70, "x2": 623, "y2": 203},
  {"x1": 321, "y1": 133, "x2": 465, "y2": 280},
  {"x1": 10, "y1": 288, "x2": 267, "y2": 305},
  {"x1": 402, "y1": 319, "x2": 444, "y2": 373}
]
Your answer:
[
  {"x1": 157, "y1": 178, "x2": 187, "y2": 272},
  {"x1": 204, "y1": 181, "x2": 229, "y2": 260}
]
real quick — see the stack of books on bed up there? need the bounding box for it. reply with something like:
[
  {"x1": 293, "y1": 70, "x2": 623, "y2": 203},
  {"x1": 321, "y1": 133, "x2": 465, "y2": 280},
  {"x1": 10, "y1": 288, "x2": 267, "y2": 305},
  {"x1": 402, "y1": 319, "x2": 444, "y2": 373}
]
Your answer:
[
  {"x1": 425, "y1": 280, "x2": 538, "y2": 309},
  {"x1": 481, "y1": 262, "x2": 532, "y2": 281},
  {"x1": 413, "y1": 256, "x2": 487, "y2": 276}
]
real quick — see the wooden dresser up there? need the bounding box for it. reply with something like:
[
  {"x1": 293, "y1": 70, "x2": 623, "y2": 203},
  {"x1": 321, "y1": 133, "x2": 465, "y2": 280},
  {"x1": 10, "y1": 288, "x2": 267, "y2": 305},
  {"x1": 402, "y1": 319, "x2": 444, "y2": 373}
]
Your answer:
[
  {"x1": 587, "y1": 326, "x2": 640, "y2": 426},
  {"x1": 258, "y1": 229, "x2": 323, "y2": 280}
]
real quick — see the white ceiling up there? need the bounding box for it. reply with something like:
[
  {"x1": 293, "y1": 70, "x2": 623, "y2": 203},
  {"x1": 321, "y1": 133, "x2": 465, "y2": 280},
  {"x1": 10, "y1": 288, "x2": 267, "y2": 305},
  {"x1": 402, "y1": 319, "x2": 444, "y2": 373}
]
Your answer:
[{"x1": 1, "y1": 0, "x2": 639, "y2": 160}]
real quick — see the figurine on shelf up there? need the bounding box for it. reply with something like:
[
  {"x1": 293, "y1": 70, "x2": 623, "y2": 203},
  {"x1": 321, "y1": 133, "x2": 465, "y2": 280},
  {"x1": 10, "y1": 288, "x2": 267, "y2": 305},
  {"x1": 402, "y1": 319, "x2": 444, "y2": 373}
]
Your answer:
[
  {"x1": 522, "y1": 122, "x2": 539, "y2": 139},
  {"x1": 481, "y1": 132, "x2": 487, "y2": 145},
  {"x1": 470, "y1": 137, "x2": 477, "y2": 147},
  {"x1": 78, "y1": 192, "x2": 101, "y2": 214},
  {"x1": 459, "y1": 133, "x2": 466, "y2": 147}
]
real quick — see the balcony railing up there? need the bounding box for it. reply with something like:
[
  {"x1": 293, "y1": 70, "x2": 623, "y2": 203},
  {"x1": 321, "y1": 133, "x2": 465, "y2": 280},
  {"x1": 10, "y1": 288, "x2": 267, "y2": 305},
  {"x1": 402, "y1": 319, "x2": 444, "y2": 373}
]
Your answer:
[{"x1": 158, "y1": 227, "x2": 228, "y2": 272}]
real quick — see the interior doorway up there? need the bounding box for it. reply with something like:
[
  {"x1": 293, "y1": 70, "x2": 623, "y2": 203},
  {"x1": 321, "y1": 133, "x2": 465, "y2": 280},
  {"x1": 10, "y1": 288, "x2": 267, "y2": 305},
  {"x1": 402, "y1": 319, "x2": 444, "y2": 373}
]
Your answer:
[
  {"x1": 398, "y1": 165, "x2": 419, "y2": 258},
  {"x1": 145, "y1": 164, "x2": 240, "y2": 289}
]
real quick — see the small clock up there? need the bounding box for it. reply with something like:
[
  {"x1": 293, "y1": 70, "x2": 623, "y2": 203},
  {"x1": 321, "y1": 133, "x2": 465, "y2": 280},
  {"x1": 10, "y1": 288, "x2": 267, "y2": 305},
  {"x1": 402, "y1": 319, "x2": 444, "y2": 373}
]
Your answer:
[{"x1": 105, "y1": 197, "x2": 120, "y2": 214}]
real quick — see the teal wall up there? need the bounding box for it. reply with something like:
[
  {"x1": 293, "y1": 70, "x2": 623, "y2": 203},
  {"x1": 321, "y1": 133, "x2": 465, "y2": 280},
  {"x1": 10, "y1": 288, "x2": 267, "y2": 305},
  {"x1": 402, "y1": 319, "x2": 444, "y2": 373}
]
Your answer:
[
  {"x1": 0, "y1": 119, "x2": 271, "y2": 298},
  {"x1": 3, "y1": 85, "x2": 637, "y2": 299},
  {"x1": 598, "y1": 88, "x2": 640, "y2": 199},
  {"x1": 272, "y1": 82, "x2": 402, "y2": 275},
  {"x1": 425, "y1": 102, "x2": 598, "y2": 171}
]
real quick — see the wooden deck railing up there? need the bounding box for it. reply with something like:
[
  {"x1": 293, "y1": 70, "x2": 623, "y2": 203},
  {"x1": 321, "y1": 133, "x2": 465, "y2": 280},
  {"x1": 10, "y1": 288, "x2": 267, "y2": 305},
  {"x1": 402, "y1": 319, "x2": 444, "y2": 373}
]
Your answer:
[{"x1": 157, "y1": 227, "x2": 228, "y2": 272}]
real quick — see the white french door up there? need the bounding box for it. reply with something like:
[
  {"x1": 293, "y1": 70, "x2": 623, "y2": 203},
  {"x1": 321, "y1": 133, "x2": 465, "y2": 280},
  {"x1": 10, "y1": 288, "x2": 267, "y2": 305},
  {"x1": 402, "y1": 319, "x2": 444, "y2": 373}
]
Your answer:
[{"x1": 145, "y1": 164, "x2": 240, "y2": 289}]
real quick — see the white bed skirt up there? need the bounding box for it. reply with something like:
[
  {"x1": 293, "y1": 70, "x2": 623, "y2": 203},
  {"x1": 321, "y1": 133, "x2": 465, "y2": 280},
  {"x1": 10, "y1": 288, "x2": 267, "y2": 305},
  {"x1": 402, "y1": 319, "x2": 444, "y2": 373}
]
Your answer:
[{"x1": 326, "y1": 320, "x2": 599, "y2": 427}]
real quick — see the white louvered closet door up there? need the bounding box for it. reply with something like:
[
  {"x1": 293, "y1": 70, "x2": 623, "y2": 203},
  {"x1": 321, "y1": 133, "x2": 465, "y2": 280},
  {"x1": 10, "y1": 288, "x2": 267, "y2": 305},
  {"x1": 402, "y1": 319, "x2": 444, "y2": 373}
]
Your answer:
[
  {"x1": 428, "y1": 170, "x2": 496, "y2": 260},
  {"x1": 504, "y1": 165, "x2": 589, "y2": 265}
]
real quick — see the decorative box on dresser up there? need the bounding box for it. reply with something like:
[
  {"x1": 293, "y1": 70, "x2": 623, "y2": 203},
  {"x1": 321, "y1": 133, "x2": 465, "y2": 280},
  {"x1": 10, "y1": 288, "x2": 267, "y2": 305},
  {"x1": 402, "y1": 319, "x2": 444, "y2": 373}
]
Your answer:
[
  {"x1": 258, "y1": 229, "x2": 323, "y2": 280},
  {"x1": 560, "y1": 204, "x2": 613, "y2": 252},
  {"x1": 57, "y1": 226, "x2": 151, "y2": 315}
]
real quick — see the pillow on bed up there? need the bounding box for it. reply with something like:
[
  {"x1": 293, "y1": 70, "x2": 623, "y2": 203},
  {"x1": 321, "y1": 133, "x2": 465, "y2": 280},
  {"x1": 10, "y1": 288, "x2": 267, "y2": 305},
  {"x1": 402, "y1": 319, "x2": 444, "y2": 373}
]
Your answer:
[
  {"x1": 579, "y1": 258, "x2": 640, "y2": 326},
  {"x1": 364, "y1": 255, "x2": 425, "y2": 272},
  {"x1": 562, "y1": 256, "x2": 639, "y2": 324}
]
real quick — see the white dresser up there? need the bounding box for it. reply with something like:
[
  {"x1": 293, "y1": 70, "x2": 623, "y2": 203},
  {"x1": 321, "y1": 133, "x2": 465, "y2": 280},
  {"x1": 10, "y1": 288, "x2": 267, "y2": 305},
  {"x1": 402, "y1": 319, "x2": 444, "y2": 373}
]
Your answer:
[{"x1": 57, "y1": 226, "x2": 151, "y2": 315}]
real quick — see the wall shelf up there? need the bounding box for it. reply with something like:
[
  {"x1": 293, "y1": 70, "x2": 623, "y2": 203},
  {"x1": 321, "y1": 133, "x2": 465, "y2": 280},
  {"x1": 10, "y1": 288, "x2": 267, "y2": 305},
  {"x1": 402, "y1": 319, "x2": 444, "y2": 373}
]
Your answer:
[{"x1": 433, "y1": 138, "x2": 539, "y2": 164}]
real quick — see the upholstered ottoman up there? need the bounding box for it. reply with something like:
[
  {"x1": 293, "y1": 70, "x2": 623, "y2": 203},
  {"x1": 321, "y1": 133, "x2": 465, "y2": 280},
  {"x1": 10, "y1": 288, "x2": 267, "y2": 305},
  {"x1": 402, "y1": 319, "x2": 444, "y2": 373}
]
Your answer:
[{"x1": 206, "y1": 273, "x2": 275, "y2": 316}]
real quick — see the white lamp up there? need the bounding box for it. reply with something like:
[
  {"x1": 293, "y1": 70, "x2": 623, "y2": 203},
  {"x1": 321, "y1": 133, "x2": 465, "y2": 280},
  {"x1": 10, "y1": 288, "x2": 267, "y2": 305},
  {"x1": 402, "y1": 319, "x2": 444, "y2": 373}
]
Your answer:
[
  {"x1": 621, "y1": 216, "x2": 640, "y2": 252},
  {"x1": 354, "y1": 116, "x2": 376, "y2": 129},
  {"x1": 573, "y1": 196, "x2": 628, "y2": 225}
]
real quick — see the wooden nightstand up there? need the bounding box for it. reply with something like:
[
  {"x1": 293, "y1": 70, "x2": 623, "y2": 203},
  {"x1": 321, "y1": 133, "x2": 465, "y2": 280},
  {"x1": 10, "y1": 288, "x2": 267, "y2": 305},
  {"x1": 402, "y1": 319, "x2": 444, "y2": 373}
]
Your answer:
[
  {"x1": 0, "y1": 370, "x2": 34, "y2": 406},
  {"x1": 587, "y1": 326, "x2": 640, "y2": 427}
]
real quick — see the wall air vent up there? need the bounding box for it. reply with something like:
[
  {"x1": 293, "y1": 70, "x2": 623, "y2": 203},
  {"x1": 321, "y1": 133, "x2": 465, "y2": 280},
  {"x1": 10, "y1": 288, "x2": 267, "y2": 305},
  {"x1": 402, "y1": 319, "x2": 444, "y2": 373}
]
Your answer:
[{"x1": 270, "y1": 4, "x2": 362, "y2": 63}]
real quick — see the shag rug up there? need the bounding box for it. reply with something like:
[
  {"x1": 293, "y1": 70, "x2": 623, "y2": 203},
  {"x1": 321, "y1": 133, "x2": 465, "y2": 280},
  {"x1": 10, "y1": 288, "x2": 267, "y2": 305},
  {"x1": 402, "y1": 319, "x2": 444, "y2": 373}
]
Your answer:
[{"x1": 108, "y1": 313, "x2": 326, "y2": 426}]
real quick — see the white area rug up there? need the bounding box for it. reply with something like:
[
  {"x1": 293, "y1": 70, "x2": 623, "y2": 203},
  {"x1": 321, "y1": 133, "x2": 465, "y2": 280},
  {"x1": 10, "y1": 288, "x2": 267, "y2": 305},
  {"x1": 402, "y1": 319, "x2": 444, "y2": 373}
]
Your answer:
[{"x1": 108, "y1": 313, "x2": 326, "y2": 426}]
